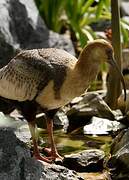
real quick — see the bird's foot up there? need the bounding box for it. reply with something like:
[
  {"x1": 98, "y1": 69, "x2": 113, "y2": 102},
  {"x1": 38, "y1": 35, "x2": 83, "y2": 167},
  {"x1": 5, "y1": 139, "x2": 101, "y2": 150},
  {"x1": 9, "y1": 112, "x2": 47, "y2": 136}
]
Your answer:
[
  {"x1": 34, "y1": 153, "x2": 52, "y2": 163},
  {"x1": 43, "y1": 147, "x2": 63, "y2": 161}
]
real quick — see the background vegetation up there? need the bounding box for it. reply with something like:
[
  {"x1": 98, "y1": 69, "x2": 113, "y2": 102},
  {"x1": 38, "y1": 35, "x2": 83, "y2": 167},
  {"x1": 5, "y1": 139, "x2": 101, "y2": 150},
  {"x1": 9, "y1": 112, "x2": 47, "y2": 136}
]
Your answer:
[{"x1": 35, "y1": 0, "x2": 129, "y2": 49}]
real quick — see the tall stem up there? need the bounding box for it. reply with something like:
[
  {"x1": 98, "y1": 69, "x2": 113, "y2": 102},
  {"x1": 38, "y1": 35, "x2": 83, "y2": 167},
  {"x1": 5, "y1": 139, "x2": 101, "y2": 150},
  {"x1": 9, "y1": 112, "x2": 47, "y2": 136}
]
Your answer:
[{"x1": 106, "y1": 0, "x2": 122, "y2": 109}]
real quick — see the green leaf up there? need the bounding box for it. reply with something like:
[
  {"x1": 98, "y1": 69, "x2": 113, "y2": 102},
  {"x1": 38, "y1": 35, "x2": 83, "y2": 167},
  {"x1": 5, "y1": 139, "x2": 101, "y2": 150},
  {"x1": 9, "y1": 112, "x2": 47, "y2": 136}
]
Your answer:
[
  {"x1": 96, "y1": 0, "x2": 104, "y2": 19},
  {"x1": 82, "y1": 28, "x2": 94, "y2": 41},
  {"x1": 82, "y1": 0, "x2": 94, "y2": 14},
  {"x1": 121, "y1": 22, "x2": 129, "y2": 45}
]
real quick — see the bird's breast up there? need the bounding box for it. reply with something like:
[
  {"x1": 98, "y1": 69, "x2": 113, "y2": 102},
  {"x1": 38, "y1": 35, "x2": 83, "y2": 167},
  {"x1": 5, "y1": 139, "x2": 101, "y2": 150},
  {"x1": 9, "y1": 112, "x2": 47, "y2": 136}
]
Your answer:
[
  {"x1": 36, "y1": 74, "x2": 87, "y2": 110},
  {"x1": 35, "y1": 80, "x2": 72, "y2": 109}
]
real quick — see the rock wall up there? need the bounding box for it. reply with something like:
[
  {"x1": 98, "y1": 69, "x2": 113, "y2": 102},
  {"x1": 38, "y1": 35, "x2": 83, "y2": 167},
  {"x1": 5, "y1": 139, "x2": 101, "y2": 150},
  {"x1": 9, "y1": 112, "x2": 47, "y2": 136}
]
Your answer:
[
  {"x1": 0, "y1": 128, "x2": 82, "y2": 180},
  {"x1": 0, "y1": 0, "x2": 75, "y2": 67}
]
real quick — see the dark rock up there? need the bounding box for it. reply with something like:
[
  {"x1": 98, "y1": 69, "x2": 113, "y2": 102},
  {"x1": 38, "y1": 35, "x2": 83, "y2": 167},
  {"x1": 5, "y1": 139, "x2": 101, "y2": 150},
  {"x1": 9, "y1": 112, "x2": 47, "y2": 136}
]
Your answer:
[
  {"x1": 53, "y1": 109, "x2": 69, "y2": 130},
  {"x1": 35, "y1": 110, "x2": 68, "y2": 130},
  {"x1": 35, "y1": 113, "x2": 47, "y2": 129},
  {"x1": 68, "y1": 92, "x2": 115, "y2": 119},
  {"x1": 0, "y1": 0, "x2": 75, "y2": 68},
  {"x1": 107, "y1": 128, "x2": 129, "y2": 179},
  {"x1": 42, "y1": 164, "x2": 84, "y2": 180},
  {"x1": 0, "y1": 127, "x2": 83, "y2": 180},
  {"x1": 66, "y1": 92, "x2": 115, "y2": 133},
  {"x1": 91, "y1": 20, "x2": 111, "y2": 31},
  {"x1": 0, "y1": 127, "x2": 31, "y2": 179},
  {"x1": 63, "y1": 149, "x2": 105, "y2": 172}
]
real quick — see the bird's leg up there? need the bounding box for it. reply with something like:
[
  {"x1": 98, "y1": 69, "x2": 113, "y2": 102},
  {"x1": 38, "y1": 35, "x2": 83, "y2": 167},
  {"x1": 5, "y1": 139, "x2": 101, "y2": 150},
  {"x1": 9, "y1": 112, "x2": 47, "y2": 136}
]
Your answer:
[
  {"x1": 28, "y1": 121, "x2": 51, "y2": 163},
  {"x1": 45, "y1": 117, "x2": 62, "y2": 161}
]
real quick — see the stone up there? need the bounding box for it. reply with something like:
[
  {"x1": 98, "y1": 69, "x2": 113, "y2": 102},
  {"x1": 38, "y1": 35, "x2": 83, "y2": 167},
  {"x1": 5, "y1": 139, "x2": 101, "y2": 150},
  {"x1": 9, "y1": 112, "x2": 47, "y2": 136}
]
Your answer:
[
  {"x1": 67, "y1": 92, "x2": 115, "y2": 119},
  {"x1": 78, "y1": 172, "x2": 111, "y2": 180},
  {"x1": 107, "y1": 128, "x2": 129, "y2": 179},
  {"x1": 0, "y1": 112, "x2": 27, "y2": 132},
  {"x1": 63, "y1": 149, "x2": 105, "y2": 172},
  {"x1": 84, "y1": 116, "x2": 124, "y2": 135},
  {"x1": 33, "y1": 109, "x2": 69, "y2": 130},
  {"x1": 66, "y1": 92, "x2": 115, "y2": 133},
  {"x1": 42, "y1": 164, "x2": 83, "y2": 180},
  {"x1": 0, "y1": 0, "x2": 75, "y2": 68},
  {"x1": 53, "y1": 109, "x2": 69, "y2": 131},
  {"x1": 0, "y1": 127, "x2": 83, "y2": 180}
]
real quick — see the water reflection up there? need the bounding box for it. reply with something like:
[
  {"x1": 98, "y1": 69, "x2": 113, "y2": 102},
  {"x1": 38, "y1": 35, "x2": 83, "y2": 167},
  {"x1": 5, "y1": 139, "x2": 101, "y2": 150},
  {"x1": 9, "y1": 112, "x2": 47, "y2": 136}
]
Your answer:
[{"x1": 39, "y1": 129, "x2": 112, "y2": 156}]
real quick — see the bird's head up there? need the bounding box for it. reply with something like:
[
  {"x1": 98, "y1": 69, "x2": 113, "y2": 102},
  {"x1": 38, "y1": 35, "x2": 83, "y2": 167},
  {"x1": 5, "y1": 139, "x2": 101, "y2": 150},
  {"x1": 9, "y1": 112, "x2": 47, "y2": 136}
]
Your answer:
[
  {"x1": 86, "y1": 39, "x2": 114, "y2": 65},
  {"x1": 82, "y1": 39, "x2": 126, "y2": 101}
]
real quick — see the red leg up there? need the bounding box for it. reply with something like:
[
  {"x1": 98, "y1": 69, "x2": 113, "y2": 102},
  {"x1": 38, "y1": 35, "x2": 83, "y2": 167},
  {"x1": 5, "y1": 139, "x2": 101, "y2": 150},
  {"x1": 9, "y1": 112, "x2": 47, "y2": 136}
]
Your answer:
[
  {"x1": 28, "y1": 121, "x2": 51, "y2": 163},
  {"x1": 46, "y1": 117, "x2": 62, "y2": 161}
]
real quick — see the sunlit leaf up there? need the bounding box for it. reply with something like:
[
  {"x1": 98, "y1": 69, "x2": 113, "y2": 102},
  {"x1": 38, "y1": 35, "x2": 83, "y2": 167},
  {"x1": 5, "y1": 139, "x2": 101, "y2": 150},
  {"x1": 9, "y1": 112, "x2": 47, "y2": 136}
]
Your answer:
[
  {"x1": 82, "y1": 0, "x2": 94, "y2": 14},
  {"x1": 96, "y1": 0, "x2": 104, "y2": 19},
  {"x1": 121, "y1": 23, "x2": 129, "y2": 45},
  {"x1": 82, "y1": 28, "x2": 94, "y2": 42}
]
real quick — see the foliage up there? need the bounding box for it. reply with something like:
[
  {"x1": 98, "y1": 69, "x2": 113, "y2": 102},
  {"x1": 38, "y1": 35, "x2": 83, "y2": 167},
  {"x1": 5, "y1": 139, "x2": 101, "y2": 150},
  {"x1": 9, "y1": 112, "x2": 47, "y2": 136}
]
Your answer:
[
  {"x1": 64, "y1": 0, "x2": 111, "y2": 47},
  {"x1": 34, "y1": 0, "x2": 65, "y2": 32},
  {"x1": 35, "y1": 0, "x2": 129, "y2": 48},
  {"x1": 121, "y1": 19, "x2": 129, "y2": 47}
]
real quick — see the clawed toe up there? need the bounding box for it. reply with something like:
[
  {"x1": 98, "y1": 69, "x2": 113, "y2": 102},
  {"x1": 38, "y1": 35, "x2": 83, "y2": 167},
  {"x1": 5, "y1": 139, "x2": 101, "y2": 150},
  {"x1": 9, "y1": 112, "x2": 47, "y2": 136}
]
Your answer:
[
  {"x1": 34, "y1": 153, "x2": 52, "y2": 163},
  {"x1": 42, "y1": 147, "x2": 63, "y2": 161}
]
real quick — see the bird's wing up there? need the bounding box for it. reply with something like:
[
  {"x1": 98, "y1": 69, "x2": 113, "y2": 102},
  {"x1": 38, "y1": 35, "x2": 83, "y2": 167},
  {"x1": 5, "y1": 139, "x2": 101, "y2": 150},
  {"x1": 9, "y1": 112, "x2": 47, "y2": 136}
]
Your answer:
[{"x1": 0, "y1": 49, "x2": 77, "y2": 101}]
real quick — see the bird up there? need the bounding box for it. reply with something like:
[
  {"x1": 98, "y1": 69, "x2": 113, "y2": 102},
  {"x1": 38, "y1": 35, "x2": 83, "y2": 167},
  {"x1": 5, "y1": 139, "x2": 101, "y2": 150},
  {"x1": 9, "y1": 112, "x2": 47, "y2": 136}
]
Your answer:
[{"x1": 0, "y1": 39, "x2": 126, "y2": 163}]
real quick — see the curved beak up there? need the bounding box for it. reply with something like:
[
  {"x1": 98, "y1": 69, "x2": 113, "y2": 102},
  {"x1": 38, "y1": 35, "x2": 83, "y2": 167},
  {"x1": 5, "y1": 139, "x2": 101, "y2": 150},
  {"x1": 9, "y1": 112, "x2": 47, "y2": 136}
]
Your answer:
[{"x1": 109, "y1": 57, "x2": 126, "y2": 101}]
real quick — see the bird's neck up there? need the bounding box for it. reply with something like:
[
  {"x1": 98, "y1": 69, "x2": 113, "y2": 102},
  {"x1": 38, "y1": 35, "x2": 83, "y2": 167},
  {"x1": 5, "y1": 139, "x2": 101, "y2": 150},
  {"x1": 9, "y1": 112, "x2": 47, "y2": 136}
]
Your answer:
[
  {"x1": 74, "y1": 47, "x2": 100, "y2": 85},
  {"x1": 65, "y1": 49, "x2": 100, "y2": 99}
]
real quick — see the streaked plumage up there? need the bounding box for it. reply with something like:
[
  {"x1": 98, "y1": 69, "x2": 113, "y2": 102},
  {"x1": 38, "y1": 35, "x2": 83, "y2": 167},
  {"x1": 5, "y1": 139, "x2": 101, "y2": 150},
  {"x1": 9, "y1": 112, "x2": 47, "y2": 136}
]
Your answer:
[
  {"x1": 0, "y1": 48, "x2": 76, "y2": 102},
  {"x1": 0, "y1": 39, "x2": 126, "y2": 163}
]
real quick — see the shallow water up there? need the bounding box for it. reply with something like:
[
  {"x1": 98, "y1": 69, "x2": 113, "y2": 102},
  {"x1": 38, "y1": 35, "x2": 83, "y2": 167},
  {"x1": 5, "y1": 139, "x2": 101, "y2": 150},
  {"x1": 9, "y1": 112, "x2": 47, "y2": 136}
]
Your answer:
[
  {"x1": 39, "y1": 129, "x2": 112, "y2": 156},
  {"x1": 0, "y1": 111, "x2": 113, "y2": 156},
  {"x1": 39, "y1": 129, "x2": 112, "y2": 179}
]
